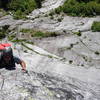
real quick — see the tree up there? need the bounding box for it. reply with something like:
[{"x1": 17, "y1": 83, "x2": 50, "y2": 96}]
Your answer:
[
  {"x1": 0, "y1": 0, "x2": 11, "y2": 9},
  {"x1": 35, "y1": 0, "x2": 42, "y2": 8},
  {"x1": 76, "y1": 0, "x2": 99, "y2": 3}
]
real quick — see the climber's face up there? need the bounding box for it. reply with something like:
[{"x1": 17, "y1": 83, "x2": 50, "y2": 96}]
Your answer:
[{"x1": 3, "y1": 54, "x2": 12, "y2": 63}]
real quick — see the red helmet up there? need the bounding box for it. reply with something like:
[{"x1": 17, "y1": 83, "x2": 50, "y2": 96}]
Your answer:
[
  {"x1": 0, "y1": 44, "x2": 5, "y2": 50},
  {"x1": 1, "y1": 43, "x2": 11, "y2": 47},
  {"x1": 0, "y1": 43, "x2": 13, "y2": 57}
]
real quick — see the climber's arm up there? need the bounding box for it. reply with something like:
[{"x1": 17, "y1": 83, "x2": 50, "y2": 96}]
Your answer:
[
  {"x1": 14, "y1": 56, "x2": 26, "y2": 71},
  {"x1": 19, "y1": 60, "x2": 26, "y2": 71}
]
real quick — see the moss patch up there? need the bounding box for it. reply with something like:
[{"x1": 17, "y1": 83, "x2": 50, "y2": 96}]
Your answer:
[
  {"x1": 20, "y1": 29, "x2": 59, "y2": 38},
  {"x1": 0, "y1": 25, "x2": 10, "y2": 39},
  {"x1": 95, "y1": 51, "x2": 100, "y2": 55},
  {"x1": 73, "y1": 31, "x2": 82, "y2": 36},
  {"x1": 91, "y1": 21, "x2": 100, "y2": 32}
]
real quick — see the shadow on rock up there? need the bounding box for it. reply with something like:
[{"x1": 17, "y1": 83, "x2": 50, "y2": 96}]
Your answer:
[{"x1": 0, "y1": 66, "x2": 16, "y2": 71}]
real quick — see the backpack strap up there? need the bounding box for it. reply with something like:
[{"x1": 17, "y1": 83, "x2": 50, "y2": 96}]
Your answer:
[{"x1": 0, "y1": 44, "x2": 5, "y2": 59}]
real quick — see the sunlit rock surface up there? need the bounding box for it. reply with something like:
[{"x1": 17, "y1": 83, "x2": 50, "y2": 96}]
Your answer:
[{"x1": 0, "y1": 42, "x2": 100, "y2": 100}]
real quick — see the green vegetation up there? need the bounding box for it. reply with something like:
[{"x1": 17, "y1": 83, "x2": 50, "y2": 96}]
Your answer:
[
  {"x1": 35, "y1": 0, "x2": 44, "y2": 8},
  {"x1": 0, "y1": 30, "x2": 6, "y2": 39},
  {"x1": 55, "y1": 6, "x2": 62, "y2": 14},
  {"x1": 8, "y1": 34, "x2": 16, "y2": 41},
  {"x1": 50, "y1": 16, "x2": 54, "y2": 20},
  {"x1": 49, "y1": 11, "x2": 55, "y2": 16},
  {"x1": 95, "y1": 51, "x2": 100, "y2": 55},
  {"x1": 55, "y1": 0, "x2": 100, "y2": 17},
  {"x1": 57, "y1": 18, "x2": 63, "y2": 22},
  {"x1": 0, "y1": 9, "x2": 7, "y2": 17},
  {"x1": 91, "y1": 21, "x2": 100, "y2": 32},
  {"x1": 11, "y1": 38, "x2": 27, "y2": 43},
  {"x1": 69, "y1": 60, "x2": 73, "y2": 64},
  {"x1": 9, "y1": 37, "x2": 34, "y2": 44},
  {"x1": 0, "y1": 25, "x2": 10, "y2": 39},
  {"x1": 0, "y1": 0, "x2": 44, "y2": 19},
  {"x1": 83, "y1": 56, "x2": 88, "y2": 62},
  {"x1": 20, "y1": 29, "x2": 58, "y2": 38},
  {"x1": 8, "y1": 0, "x2": 37, "y2": 19},
  {"x1": 73, "y1": 31, "x2": 82, "y2": 36}
]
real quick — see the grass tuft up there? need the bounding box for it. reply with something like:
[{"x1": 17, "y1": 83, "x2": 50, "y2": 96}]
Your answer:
[
  {"x1": 20, "y1": 29, "x2": 59, "y2": 38},
  {"x1": 91, "y1": 21, "x2": 100, "y2": 32},
  {"x1": 73, "y1": 31, "x2": 81, "y2": 36}
]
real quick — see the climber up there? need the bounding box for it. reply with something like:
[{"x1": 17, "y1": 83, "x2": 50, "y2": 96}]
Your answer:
[{"x1": 0, "y1": 43, "x2": 26, "y2": 71}]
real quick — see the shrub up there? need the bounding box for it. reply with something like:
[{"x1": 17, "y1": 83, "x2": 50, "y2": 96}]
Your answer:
[
  {"x1": 7, "y1": 0, "x2": 37, "y2": 19},
  {"x1": 0, "y1": 0, "x2": 44, "y2": 10},
  {"x1": 11, "y1": 38, "x2": 27, "y2": 43},
  {"x1": 0, "y1": 0, "x2": 40, "y2": 19},
  {"x1": 91, "y1": 21, "x2": 100, "y2": 32},
  {"x1": 69, "y1": 60, "x2": 73, "y2": 64},
  {"x1": 35, "y1": 0, "x2": 43, "y2": 8},
  {"x1": 32, "y1": 31, "x2": 45, "y2": 37},
  {"x1": 20, "y1": 29, "x2": 31, "y2": 33},
  {"x1": 49, "y1": 11, "x2": 55, "y2": 16},
  {"x1": 8, "y1": 0, "x2": 37, "y2": 12},
  {"x1": 76, "y1": 0, "x2": 94, "y2": 3},
  {"x1": 95, "y1": 51, "x2": 100, "y2": 55},
  {"x1": 20, "y1": 29, "x2": 58, "y2": 38},
  {"x1": 56, "y1": 0, "x2": 100, "y2": 16},
  {"x1": 57, "y1": 18, "x2": 63, "y2": 22},
  {"x1": 8, "y1": 34, "x2": 16, "y2": 41},
  {"x1": 0, "y1": 9, "x2": 7, "y2": 17},
  {"x1": 33, "y1": 31, "x2": 58, "y2": 37},
  {"x1": 55, "y1": 6, "x2": 62, "y2": 14},
  {"x1": 73, "y1": 31, "x2": 81, "y2": 36},
  {"x1": 0, "y1": 0, "x2": 9, "y2": 9},
  {"x1": 50, "y1": 16, "x2": 54, "y2": 20},
  {"x1": 0, "y1": 25, "x2": 10, "y2": 39},
  {"x1": 13, "y1": 10, "x2": 26, "y2": 19},
  {"x1": 0, "y1": 31, "x2": 6, "y2": 39}
]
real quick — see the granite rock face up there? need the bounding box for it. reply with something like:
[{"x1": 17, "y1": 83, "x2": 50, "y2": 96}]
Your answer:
[
  {"x1": 0, "y1": 43, "x2": 100, "y2": 100},
  {"x1": 0, "y1": 0, "x2": 100, "y2": 100}
]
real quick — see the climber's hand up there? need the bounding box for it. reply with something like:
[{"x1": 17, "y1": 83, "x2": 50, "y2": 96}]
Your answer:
[{"x1": 22, "y1": 69, "x2": 28, "y2": 73}]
